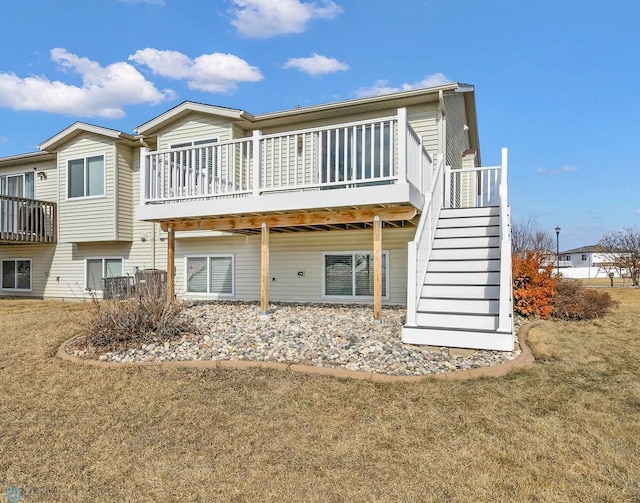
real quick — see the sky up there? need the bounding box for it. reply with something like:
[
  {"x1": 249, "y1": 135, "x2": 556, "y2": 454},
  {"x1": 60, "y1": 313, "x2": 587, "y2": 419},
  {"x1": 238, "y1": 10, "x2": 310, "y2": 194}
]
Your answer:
[{"x1": 0, "y1": 0, "x2": 638, "y2": 251}]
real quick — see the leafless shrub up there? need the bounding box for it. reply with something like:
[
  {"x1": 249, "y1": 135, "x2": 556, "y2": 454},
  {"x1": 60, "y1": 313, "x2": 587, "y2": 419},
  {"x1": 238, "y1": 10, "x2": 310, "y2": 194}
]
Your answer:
[
  {"x1": 512, "y1": 214, "x2": 554, "y2": 259},
  {"x1": 552, "y1": 279, "x2": 618, "y2": 320},
  {"x1": 77, "y1": 279, "x2": 193, "y2": 351}
]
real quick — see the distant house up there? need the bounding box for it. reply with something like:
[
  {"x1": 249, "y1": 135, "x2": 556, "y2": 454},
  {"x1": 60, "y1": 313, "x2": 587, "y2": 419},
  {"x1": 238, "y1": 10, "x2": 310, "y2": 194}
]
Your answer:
[
  {"x1": 557, "y1": 245, "x2": 621, "y2": 278},
  {"x1": 0, "y1": 83, "x2": 514, "y2": 351}
]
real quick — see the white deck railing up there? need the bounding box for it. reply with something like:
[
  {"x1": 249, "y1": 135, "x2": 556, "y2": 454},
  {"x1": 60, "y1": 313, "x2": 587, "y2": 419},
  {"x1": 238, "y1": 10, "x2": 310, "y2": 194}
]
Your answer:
[
  {"x1": 405, "y1": 154, "x2": 444, "y2": 326},
  {"x1": 444, "y1": 165, "x2": 500, "y2": 209},
  {"x1": 0, "y1": 195, "x2": 56, "y2": 243},
  {"x1": 141, "y1": 109, "x2": 431, "y2": 204}
]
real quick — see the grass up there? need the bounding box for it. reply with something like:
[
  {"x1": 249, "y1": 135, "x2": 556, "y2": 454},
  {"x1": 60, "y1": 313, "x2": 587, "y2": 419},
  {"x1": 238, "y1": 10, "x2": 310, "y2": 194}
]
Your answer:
[{"x1": 1, "y1": 293, "x2": 640, "y2": 502}]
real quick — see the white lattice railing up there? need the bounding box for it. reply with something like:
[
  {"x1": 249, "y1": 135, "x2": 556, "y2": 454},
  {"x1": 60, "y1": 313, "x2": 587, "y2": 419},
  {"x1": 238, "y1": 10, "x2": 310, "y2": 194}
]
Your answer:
[{"x1": 141, "y1": 108, "x2": 432, "y2": 204}]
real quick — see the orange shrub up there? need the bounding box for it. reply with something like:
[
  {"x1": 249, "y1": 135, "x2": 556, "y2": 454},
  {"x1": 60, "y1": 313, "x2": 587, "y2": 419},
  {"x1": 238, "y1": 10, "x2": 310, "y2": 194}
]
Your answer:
[{"x1": 512, "y1": 252, "x2": 557, "y2": 318}]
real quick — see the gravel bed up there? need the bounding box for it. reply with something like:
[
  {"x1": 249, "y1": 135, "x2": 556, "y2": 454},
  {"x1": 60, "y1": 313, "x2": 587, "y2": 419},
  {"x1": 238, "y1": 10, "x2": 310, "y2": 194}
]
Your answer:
[{"x1": 69, "y1": 302, "x2": 522, "y2": 376}]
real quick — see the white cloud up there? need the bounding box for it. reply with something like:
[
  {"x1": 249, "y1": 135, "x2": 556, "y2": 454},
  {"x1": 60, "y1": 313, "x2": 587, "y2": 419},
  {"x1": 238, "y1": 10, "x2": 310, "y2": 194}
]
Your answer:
[
  {"x1": 0, "y1": 48, "x2": 171, "y2": 119},
  {"x1": 536, "y1": 165, "x2": 580, "y2": 174},
  {"x1": 230, "y1": 0, "x2": 342, "y2": 38},
  {"x1": 284, "y1": 53, "x2": 348, "y2": 75},
  {"x1": 354, "y1": 73, "x2": 451, "y2": 97},
  {"x1": 130, "y1": 48, "x2": 263, "y2": 93}
]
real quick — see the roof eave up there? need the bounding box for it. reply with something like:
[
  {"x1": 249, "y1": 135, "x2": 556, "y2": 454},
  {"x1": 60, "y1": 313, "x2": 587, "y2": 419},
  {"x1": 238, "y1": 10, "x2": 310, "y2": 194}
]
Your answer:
[
  {"x1": 135, "y1": 101, "x2": 252, "y2": 136},
  {"x1": 38, "y1": 122, "x2": 136, "y2": 152}
]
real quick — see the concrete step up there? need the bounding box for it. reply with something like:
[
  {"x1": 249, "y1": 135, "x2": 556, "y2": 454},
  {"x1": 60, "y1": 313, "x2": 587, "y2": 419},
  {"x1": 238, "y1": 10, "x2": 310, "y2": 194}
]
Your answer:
[
  {"x1": 428, "y1": 258, "x2": 500, "y2": 272},
  {"x1": 401, "y1": 326, "x2": 514, "y2": 351},
  {"x1": 415, "y1": 312, "x2": 499, "y2": 331},
  {"x1": 418, "y1": 297, "x2": 499, "y2": 314},
  {"x1": 424, "y1": 271, "x2": 501, "y2": 285}
]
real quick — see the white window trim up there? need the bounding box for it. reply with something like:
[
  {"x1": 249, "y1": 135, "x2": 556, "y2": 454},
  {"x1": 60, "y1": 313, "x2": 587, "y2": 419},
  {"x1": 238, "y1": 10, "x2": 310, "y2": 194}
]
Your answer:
[
  {"x1": 66, "y1": 152, "x2": 107, "y2": 201},
  {"x1": 184, "y1": 254, "x2": 235, "y2": 298},
  {"x1": 322, "y1": 250, "x2": 390, "y2": 300},
  {"x1": 1, "y1": 171, "x2": 35, "y2": 198},
  {"x1": 1, "y1": 258, "x2": 33, "y2": 292},
  {"x1": 169, "y1": 137, "x2": 220, "y2": 149},
  {"x1": 84, "y1": 257, "x2": 125, "y2": 293}
]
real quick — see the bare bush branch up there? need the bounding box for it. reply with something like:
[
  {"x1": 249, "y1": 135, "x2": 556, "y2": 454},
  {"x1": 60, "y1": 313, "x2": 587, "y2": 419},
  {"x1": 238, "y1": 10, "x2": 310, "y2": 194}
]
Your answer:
[
  {"x1": 599, "y1": 227, "x2": 640, "y2": 286},
  {"x1": 512, "y1": 215, "x2": 554, "y2": 260}
]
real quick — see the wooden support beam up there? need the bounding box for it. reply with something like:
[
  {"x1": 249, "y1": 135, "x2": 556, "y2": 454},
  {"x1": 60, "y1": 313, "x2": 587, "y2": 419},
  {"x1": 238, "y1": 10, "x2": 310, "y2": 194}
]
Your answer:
[
  {"x1": 261, "y1": 222, "x2": 269, "y2": 313},
  {"x1": 160, "y1": 206, "x2": 417, "y2": 233},
  {"x1": 167, "y1": 227, "x2": 175, "y2": 299},
  {"x1": 373, "y1": 216, "x2": 382, "y2": 322}
]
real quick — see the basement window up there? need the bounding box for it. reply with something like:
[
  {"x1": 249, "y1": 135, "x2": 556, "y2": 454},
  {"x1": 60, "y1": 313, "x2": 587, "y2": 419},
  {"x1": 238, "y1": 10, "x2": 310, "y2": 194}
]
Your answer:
[
  {"x1": 85, "y1": 258, "x2": 124, "y2": 292},
  {"x1": 323, "y1": 251, "x2": 388, "y2": 298},
  {"x1": 1, "y1": 259, "x2": 32, "y2": 291},
  {"x1": 185, "y1": 255, "x2": 234, "y2": 296}
]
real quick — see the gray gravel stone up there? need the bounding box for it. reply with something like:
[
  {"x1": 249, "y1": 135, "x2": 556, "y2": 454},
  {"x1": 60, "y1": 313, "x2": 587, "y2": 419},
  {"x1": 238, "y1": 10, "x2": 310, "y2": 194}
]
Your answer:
[{"x1": 72, "y1": 302, "x2": 522, "y2": 376}]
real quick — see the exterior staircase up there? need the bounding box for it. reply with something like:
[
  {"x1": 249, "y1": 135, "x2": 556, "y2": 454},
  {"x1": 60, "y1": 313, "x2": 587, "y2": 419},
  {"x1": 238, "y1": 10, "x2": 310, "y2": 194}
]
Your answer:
[
  {"x1": 402, "y1": 149, "x2": 514, "y2": 351},
  {"x1": 402, "y1": 206, "x2": 513, "y2": 350}
]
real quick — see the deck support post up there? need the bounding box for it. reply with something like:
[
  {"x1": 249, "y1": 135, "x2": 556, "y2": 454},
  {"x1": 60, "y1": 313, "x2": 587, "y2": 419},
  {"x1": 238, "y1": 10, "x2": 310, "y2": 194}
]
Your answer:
[
  {"x1": 167, "y1": 226, "x2": 175, "y2": 299},
  {"x1": 373, "y1": 215, "x2": 382, "y2": 322},
  {"x1": 261, "y1": 222, "x2": 269, "y2": 314}
]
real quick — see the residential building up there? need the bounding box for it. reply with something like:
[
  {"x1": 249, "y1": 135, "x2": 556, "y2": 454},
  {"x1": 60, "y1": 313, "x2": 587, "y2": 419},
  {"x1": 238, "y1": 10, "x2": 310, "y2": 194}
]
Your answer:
[
  {"x1": 557, "y1": 244, "x2": 622, "y2": 279},
  {"x1": 0, "y1": 83, "x2": 514, "y2": 350}
]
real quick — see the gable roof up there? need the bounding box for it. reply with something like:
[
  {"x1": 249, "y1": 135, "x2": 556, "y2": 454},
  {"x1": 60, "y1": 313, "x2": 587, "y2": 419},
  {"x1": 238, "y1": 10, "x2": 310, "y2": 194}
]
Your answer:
[
  {"x1": 135, "y1": 102, "x2": 252, "y2": 136},
  {"x1": 133, "y1": 82, "x2": 476, "y2": 147},
  {"x1": 38, "y1": 122, "x2": 136, "y2": 152},
  {"x1": 561, "y1": 244, "x2": 605, "y2": 254}
]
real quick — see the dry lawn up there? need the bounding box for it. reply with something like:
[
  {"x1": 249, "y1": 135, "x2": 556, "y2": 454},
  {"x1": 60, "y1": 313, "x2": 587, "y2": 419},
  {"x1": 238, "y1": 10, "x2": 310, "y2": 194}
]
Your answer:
[{"x1": 1, "y1": 293, "x2": 639, "y2": 502}]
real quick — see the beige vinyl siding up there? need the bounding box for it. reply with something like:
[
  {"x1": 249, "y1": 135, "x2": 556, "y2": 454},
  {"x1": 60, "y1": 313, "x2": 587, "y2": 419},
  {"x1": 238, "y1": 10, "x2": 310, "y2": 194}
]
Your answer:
[
  {"x1": 406, "y1": 103, "x2": 440, "y2": 158},
  {"x1": 116, "y1": 144, "x2": 134, "y2": 241},
  {"x1": 57, "y1": 134, "x2": 116, "y2": 243},
  {"x1": 443, "y1": 93, "x2": 471, "y2": 207},
  {"x1": 174, "y1": 226, "x2": 413, "y2": 305},
  {"x1": 157, "y1": 113, "x2": 233, "y2": 150},
  {"x1": 443, "y1": 93, "x2": 470, "y2": 170},
  {"x1": 28, "y1": 159, "x2": 58, "y2": 202}
]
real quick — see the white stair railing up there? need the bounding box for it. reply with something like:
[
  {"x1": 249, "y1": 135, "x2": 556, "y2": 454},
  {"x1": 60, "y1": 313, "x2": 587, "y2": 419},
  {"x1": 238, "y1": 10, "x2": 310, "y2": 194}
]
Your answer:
[
  {"x1": 405, "y1": 154, "x2": 444, "y2": 326},
  {"x1": 497, "y1": 147, "x2": 513, "y2": 334}
]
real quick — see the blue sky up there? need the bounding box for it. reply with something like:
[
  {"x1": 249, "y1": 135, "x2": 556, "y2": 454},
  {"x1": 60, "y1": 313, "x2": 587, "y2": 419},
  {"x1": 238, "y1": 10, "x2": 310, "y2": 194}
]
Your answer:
[{"x1": 0, "y1": 0, "x2": 638, "y2": 250}]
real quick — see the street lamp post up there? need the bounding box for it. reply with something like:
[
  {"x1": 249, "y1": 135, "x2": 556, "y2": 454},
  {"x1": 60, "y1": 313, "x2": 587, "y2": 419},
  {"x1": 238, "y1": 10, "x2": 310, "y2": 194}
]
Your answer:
[{"x1": 555, "y1": 226, "x2": 561, "y2": 276}]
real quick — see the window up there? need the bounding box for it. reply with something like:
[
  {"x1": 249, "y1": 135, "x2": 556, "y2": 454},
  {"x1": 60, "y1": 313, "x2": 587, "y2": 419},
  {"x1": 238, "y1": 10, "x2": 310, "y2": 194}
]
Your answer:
[
  {"x1": 323, "y1": 252, "x2": 388, "y2": 298},
  {"x1": 0, "y1": 172, "x2": 34, "y2": 198},
  {"x1": 85, "y1": 258, "x2": 123, "y2": 292},
  {"x1": 582, "y1": 254, "x2": 588, "y2": 261},
  {"x1": 1, "y1": 259, "x2": 31, "y2": 291},
  {"x1": 186, "y1": 255, "x2": 234, "y2": 295},
  {"x1": 68, "y1": 155, "x2": 104, "y2": 198}
]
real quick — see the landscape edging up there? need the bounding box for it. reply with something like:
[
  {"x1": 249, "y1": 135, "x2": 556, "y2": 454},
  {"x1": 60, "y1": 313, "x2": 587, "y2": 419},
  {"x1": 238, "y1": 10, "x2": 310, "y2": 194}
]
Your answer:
[{"x1": 56, "y1": 322, "x2": 537, "y2": 382}]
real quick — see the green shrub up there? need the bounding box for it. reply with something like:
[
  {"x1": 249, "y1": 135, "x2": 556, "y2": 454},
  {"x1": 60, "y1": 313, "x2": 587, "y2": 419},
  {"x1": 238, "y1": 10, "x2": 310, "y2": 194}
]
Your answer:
[{"x1": 552, "y1": 279, "x2": 618, "y2": 320}]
